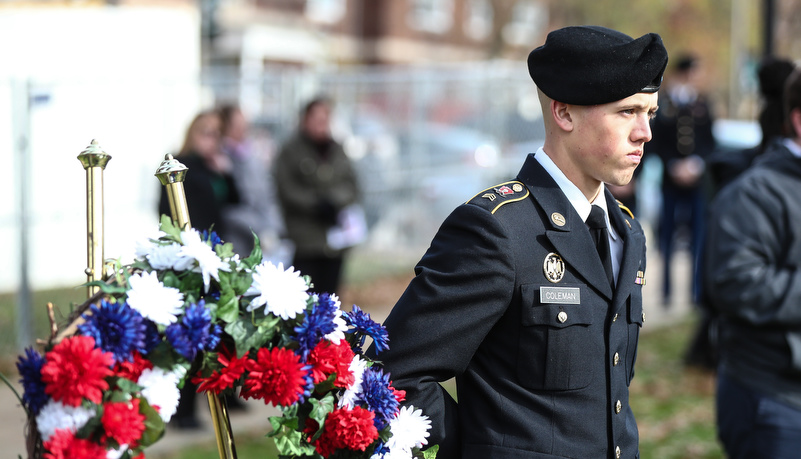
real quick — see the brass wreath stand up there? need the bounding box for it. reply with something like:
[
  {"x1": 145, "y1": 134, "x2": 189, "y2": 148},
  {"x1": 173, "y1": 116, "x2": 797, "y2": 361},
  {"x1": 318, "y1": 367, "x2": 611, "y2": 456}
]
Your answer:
[{"x1": 39, "y1": 140, "x2": 238, "y2": 459}]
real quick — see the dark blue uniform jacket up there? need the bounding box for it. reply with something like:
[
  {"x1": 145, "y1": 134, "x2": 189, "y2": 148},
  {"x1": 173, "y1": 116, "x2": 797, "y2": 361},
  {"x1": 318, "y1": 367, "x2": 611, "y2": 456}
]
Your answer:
[{"x1": 375, "y1": 154, "x2": 647, "y2": 459}]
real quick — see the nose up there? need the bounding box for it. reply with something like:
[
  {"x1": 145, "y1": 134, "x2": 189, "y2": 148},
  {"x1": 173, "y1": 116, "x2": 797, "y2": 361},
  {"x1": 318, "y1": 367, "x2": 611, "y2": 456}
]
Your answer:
[{"x1": 634, "y1": 114, "x2": 653, "y2": 143}]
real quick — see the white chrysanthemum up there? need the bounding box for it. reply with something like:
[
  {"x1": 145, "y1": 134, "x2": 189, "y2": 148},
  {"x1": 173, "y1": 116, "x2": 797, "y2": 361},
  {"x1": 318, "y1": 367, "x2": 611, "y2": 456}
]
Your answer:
[
  {"x1": 246, "y1": 262, "x2": 309, "y2": 320},
  {"x1": 384, "y1": 406, "x2": 432, "y2": 453},
  {"x1": 126, "y1": 271, "x2": 184, "y2": 326},
  {"x1": 107, "y1": 444, "x2": 129, "y2": 459},
  {"x1": 145, "y1": 241, "x2": 194, "y2": 271},
  {"x1": 338, "y1": 355, "x2": 368, "y2": 409},
  {"x1": 138, "y1": 367, "x2": 181, "y2": 423},
  {"x1": 36, "y1": 400, "x2": 95, "y2": 442},
  {"x1": 178, "y1": 229, "x2": 230, "y2": 291},
  {"x1": 324, "y1": 306, "x2": 348, "y2": 344}
]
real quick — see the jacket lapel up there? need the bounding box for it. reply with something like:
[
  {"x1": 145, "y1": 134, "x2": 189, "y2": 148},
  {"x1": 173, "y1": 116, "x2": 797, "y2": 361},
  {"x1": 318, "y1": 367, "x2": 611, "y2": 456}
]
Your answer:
[
  {"x1": 605, "y1": 190, "x2": 645, "y2": 314},
  {"x1": 517, "y1": 155, "x2": 614, "y2": 300}
]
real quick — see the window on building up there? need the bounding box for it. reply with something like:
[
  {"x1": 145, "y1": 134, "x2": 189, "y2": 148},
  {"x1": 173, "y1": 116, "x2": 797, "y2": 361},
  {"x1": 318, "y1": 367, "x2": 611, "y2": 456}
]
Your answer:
[
  {"x1": 306, "y1": 0, "x2": 346, "y2": 24},
  {"x1": 463, "y1": 0, "x2": 493, "y2": 41},
  {"x1": 408, "y1": 0, "x2": 454, "y2": 34},
  {"x1": 503, "y1": 0, "x2": 548, "y2": 46}
]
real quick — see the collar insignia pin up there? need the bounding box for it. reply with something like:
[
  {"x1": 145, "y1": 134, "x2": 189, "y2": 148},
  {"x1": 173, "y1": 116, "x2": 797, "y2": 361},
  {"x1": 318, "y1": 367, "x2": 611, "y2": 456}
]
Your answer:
[{"x1": 551, "y1": 212, "x2": 566, "y2": 227}]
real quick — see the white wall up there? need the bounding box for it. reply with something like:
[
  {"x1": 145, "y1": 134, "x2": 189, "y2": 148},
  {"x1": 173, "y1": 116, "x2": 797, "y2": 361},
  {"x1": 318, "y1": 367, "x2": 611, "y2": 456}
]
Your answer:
[{"x1": 0, "y1": 6, "x2": 203, "y2": 292}]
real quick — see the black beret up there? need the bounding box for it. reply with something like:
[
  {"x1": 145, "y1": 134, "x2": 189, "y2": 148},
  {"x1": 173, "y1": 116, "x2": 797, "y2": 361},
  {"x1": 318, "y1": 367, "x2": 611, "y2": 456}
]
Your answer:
[{"x1": 527, "y1": 26, "x2": 668, "y2": 105}]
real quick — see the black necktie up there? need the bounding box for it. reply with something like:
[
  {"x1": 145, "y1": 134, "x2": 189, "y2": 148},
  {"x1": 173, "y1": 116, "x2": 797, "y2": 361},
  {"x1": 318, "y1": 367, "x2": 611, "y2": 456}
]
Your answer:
[{"x1": 587, "y1": 205, "x2": 614, "y2": 287}]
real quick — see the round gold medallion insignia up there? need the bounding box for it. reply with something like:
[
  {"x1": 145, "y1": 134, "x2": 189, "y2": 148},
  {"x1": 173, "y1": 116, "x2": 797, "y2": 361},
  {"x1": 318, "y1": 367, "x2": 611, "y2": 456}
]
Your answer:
[
  {"x1": 551, "y1": 212, "x2": 566, "y2": 227},
  {"x1": 512, "y1": 183, "x2": 523, "y2": 192},
  {"x1": 543, "y1": 252, "x2": 565, "y2": 283}
]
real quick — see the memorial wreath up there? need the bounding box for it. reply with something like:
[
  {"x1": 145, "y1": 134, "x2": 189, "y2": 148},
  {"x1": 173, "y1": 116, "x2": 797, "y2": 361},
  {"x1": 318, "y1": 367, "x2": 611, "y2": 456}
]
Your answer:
[{"x1": 5, "y1": 216, "x2": 435, "y2": 459}]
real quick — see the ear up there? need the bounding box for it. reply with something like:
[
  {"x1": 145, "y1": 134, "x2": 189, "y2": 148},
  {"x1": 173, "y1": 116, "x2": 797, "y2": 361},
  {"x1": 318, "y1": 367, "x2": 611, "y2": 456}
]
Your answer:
[
  {"x1": 551, "y1": 100, "x2": 575, "y2": 132},
  {"x1": 791, "y1": 108, "x2": 801, "y2": 138}
]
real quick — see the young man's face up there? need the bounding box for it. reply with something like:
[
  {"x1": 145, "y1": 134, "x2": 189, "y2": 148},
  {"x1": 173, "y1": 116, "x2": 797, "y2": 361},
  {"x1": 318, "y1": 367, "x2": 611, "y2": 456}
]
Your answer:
[{"x1": 567, "y1": 92, "x2": 659, "y2": 192}]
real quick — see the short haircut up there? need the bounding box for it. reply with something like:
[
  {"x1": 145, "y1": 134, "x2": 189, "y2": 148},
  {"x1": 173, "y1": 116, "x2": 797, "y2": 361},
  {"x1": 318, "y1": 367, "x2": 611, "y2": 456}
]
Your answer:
[{"x1": 784, "y1": 68, "x2": 801, "y2": 137}]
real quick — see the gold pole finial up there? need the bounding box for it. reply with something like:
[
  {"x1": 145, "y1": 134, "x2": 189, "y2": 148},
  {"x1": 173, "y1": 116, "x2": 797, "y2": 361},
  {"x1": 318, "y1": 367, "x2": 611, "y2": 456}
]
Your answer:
[
  {"x1": 78, "y1": 139, "x2": 111, "y2": 298},
  {"x1": 155, "y1": 154, "x2": 191, "y2": 228}
]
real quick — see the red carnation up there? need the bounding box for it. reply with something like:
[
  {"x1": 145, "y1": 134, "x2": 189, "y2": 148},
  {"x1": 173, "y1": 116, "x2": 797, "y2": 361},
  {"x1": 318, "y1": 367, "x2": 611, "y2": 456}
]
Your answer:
[
  {"x1": 392, "y1": 385, "x2": 406, "y2": 404},
  {"x1": 240, "y1": 347, "x2": 307, "y2": 407},
  {"x1": 43, "y1": 428, "x2": 107, "y2": 459},
  {"x1": 114, "y1": 351, "x2": 153, "y2": 382},
  {"x1": 311, "y1": 406, "x2": 379, "y2": 456},
  {"x1": 307, "y1": 340, "x2": 355, "y2": 388},
  {"x1": 102, "y1": 398, "x2": 146, "y2": 446},
  {"x1": 192, "y1": 350, "x2": 250, "y2": 394},
  {"x1": 41, "y1": 335, "x2": 114, "y2": 406}
]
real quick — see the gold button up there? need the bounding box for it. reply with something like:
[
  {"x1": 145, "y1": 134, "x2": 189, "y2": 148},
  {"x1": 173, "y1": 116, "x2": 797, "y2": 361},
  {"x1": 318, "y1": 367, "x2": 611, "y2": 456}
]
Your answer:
[
  {"x1": 613, "y1": 352, "x2": 620, "y2": 366},
  {"x1": 615, "y1": 446, "x2": 621, "y2": 458},
  {"x1": 615, "y1": 400, "x2": 622, "y2": 414},
  {"x1": 642, "y1": 311, "x2": 646, "y2": 323},
  {"x1": 612, "y1": 313, "x2": 619, "y2": 322},
  {"x1": 557, "y1": 311, "x2": 568, "y2": 323}
]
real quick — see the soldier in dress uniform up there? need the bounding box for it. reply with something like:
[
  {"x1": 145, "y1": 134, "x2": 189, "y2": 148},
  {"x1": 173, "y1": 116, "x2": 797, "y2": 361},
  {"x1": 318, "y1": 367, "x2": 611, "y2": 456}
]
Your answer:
[{"x1": 369, "y1": 26, "x2": 667, "y2": 459}]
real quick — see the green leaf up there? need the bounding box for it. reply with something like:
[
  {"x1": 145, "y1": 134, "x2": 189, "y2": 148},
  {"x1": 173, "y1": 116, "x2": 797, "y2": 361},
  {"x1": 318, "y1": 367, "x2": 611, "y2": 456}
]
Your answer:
[
  {"x1": 214, "y1": 241, "x2": 236, "y2": 260},
  {"x1": 159, "y1": 214, "x2": 183, "y2": 241},
  {"x1": 421, "y1": 445, "x2": 440, "y2": 459},
  {"x1": 225, "y1": 319, "x2": 271, "y2": 357},
  {"x1": 308, "y1": 393, "x2": 335, "y2": 437},
  {"x1": 215, "y1": 290, "x2": 240, "y2": 323},
  {"x1": 83, "y1": 280, "x2": 128, "y2": 294},
  {"x1": 274, "y1": 429, "x2": 316, "y2": 456},
  {"x1": 143, "y1": 342, "x2": 179, "y2": 369},
  {"x1": 242, "y1": 232, "x2": 263, "y2": 268},
  {"x1": 231, "y1": 270, "x2": 254, "y2": 296},
  {"x1": 114, "y1": 377, "x2": 144, "y2": 394},
  {"x1": 137, "y1": 396, "x2": 166, "y2": 447}
]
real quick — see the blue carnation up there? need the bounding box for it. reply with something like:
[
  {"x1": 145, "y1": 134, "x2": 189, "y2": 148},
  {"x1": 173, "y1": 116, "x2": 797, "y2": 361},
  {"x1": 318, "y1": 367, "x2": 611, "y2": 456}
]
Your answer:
[
  {"x1": 293, "y1": 293, "x2": 339, "y2": 359},
  {"x1": 344, "y1": 305, "x2": 389, "y2": 354},
  {"x1": 165, "y1": 300, "x2": 221, "y2": 361},
  {"x1": 16, "y1": 347, "x2": 48, "y2": 416},
  {"x1": 78, "y1": 299, "x2": 147, "y2": 363},
  {"x1": 357, "y1": 366, "x2": 399, "y2": 430},
  {"x1": 202, "y1": 230, "x2": 222, "y2": 248},
  {"x1": 141, "y1": 319, "x2": 162, "y2": 355}
]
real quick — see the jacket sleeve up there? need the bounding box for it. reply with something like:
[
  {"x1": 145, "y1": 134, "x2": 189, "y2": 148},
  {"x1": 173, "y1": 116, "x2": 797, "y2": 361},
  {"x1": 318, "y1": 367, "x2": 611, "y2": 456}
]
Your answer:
[
  {"x1": 370, "y1": 203, "x2": 516, "y2": 458},
  {"x1": 705, "y1": 176, "x2": 801, "y2": 325}
]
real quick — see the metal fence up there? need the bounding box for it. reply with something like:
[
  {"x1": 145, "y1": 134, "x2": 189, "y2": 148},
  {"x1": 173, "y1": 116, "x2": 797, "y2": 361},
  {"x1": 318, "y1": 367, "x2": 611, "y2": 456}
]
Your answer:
[
  {"x1": 1, "y1": 61, "x2": 545, "y2": 295},
  {"x1": 205, "y1": 61, "x2": 546, "y2": 252}
]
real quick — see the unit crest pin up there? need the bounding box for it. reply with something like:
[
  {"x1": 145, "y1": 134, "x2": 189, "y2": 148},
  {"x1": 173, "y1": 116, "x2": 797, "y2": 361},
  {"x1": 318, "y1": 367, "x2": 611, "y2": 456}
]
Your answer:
[{"x1": 543, "y1": 252, "x2": 565, "y2": 283}]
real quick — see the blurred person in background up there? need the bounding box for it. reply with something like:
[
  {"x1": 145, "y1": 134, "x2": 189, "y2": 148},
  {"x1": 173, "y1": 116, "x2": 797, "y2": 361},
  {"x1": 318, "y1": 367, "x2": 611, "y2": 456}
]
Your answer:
[
  {"x1": 159, "y1": 109, "x2": 242, "y2": 429},
  {"x1": 706, "y1": 56, "x2": 797, "y2": 192},
  {"x1": 704, "y1": 68, "x2": 801, "y2": 459},
  {"x1": 218, "y1": 103, "x2": 290, "y2": 264},
  {"x1": 685, "y1": 57, "x2": 796, "y2": 371},
  {"x1": 650, "y1": 54, "x2": 717, "y2": 307},
  {"x1": 272, "y1": 96, "x2": 363, "y2": 295}
]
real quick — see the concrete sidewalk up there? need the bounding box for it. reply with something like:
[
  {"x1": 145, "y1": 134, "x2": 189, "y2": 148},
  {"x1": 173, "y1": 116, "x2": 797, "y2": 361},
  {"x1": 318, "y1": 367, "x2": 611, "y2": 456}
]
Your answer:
[{"x1": 2, "y1": 244, "x2": 697, "y2": 459}]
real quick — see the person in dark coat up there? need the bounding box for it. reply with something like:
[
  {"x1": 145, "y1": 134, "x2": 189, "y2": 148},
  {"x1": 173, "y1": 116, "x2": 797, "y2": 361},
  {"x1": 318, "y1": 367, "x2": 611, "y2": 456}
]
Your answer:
[
  {"x1": 370, "y1": 26, "x2": 667, "y2": 459},
  {"x1": 704, "y1": 68, "x2": 801, "y2": 459},
  {"x1": 684, "y1": 57, "x2": 796, "y2": 371},
  {"x1": 272, "y1": 96, "x2": 362, "y2": 295}
]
